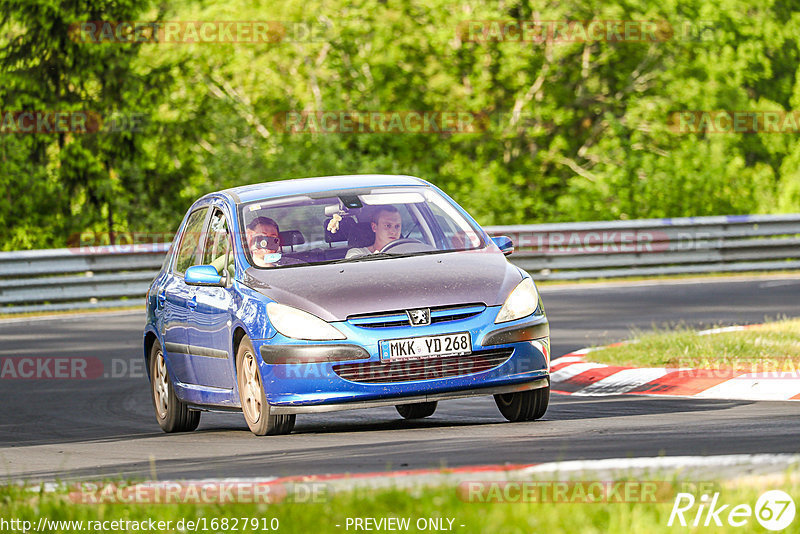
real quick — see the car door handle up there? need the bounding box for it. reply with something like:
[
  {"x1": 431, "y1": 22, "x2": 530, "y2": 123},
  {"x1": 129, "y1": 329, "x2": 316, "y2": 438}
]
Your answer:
[
  {"x1": 187, "y1": 295, "x2": 197, "y2": 309},
  {"x1": 157, "y1": 290, "x2": 166, "y2": 307}
]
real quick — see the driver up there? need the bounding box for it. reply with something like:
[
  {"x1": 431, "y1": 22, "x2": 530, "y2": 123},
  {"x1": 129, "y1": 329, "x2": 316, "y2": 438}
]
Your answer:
[{"x1": 345, "y1": 206, "x2": 402, "y2": 259}]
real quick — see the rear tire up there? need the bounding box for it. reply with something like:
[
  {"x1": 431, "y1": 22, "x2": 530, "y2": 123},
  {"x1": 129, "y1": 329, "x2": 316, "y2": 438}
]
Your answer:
[
  {"x1": 236, "y1": 336, "x2": 295, "y2": 436},
  {"x1": 396, "y1": 401, "x2": 437, "y2": 420},
  {"x1": 494, "y1": 386, "x2": 549, "y2": 422},
  {"x1": 149, "y1": 340, "x2": 200, "y2": 433}
]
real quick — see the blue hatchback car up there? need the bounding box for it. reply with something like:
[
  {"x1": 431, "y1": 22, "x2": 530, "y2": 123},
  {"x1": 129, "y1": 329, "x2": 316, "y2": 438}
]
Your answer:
[{"x1": 144, "y1": 175, "x2": 550, "y2": 435}]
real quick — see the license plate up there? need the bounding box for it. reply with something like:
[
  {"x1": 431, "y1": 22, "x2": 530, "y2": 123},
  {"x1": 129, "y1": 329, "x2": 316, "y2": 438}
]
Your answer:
[{"x1": 380, "y1": 332, "x2": 472, "y2": 361}]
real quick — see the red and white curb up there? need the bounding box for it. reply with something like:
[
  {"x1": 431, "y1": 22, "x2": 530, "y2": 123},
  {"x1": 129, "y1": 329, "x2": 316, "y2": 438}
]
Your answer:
[{"x1": 551, "y1": 326, "x2": 800, "y2": 401}]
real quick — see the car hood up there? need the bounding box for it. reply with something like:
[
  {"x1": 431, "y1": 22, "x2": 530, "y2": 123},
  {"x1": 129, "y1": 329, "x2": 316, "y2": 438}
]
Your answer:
[{"x1": 239, "y1": 250, "x2": 523, "y2": 322}]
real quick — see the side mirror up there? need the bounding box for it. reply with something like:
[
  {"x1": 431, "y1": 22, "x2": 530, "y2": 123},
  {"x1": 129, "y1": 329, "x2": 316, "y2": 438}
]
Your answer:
[
  {"x1": 492, "y1": 235, "x2": 515, "y2": 256},
  {"x1": 185, "y1": 265, "x2": 226, "y2": 287}
]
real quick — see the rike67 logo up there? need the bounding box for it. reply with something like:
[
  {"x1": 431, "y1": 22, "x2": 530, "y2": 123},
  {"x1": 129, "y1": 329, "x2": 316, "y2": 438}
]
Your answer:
[{"x1": 669, "y1": 490, "x2": 795, "y2": 531}]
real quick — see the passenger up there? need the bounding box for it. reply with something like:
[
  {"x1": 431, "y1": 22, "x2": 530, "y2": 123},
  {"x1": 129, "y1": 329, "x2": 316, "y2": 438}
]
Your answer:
[
  {"x1": 345, "y1": 206, "x2": 402, "y2": 259},
  {"x1": 245, "y1": 216, "x2": 284, "y2": 267},
  {"x1": 211, "y1": 216, "x2": 302, "y2": 272}
]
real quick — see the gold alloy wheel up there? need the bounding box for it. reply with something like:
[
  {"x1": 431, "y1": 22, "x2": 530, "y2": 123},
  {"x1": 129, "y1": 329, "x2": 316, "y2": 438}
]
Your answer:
[
  {"x1": 240, "y1": 348, "x2": 262, "y2": 424},
  {"x1": 153, "y1": 348, "x2": 169, "y2": 420},
  {"x1": 149, "y1": 339, "x2": 201, "y2": 433}
]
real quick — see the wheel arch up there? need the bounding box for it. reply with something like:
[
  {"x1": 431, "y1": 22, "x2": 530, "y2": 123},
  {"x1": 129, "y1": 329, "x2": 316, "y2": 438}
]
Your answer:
[
  {"x1": 231, "y1": 326, "x2": 249, "y2": 377},
  {"x1": 143, "y1": 329, "x2": 159, "y2": 381}
]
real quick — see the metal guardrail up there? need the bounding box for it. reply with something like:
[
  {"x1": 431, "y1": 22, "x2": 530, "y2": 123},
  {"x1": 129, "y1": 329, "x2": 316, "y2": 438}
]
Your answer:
[
  {"x1": 0, "y1": 243, "x2": 170, "y2": 314},
  {"x1": 485, "y1": 213, "x2": 800, "y2": 280},
  {"x1": 1, "y1": 214, "x2": 799, "y2": 314}
]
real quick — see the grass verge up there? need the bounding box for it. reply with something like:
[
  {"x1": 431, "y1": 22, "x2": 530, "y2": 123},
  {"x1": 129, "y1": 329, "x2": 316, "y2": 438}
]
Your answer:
[
  {"x1": 1, "y1": 475, "x2": 798, "y2": 533},
  {"x1": 587, "y1": 318, "x2": 800, "y2": 371}
]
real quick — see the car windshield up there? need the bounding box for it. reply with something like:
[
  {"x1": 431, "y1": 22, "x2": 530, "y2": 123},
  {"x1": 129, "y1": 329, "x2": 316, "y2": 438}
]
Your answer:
[{"x1": 238, "y1": 186, "x2": 486, "y2": 268}]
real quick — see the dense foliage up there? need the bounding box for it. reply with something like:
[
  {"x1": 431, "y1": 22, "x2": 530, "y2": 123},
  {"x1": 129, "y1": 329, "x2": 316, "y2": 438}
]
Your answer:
[{"x1": 2, "y1": 0, "x2": 800, "y2": 249}]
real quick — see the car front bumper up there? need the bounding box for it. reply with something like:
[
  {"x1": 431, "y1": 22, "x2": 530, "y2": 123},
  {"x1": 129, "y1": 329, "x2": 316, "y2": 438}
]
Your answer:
[
  {"x1": 269, "y1": 377, "x2": 549, "y2": 414},
  {"x1": 253, "y1": 307, "x2": 550, "y2": 412}
]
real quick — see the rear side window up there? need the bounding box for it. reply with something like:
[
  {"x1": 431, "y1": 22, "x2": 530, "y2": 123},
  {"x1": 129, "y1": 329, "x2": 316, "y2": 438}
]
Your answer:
[{"x1": 174, "y1": 208, "x2": 209, "y2": 275}]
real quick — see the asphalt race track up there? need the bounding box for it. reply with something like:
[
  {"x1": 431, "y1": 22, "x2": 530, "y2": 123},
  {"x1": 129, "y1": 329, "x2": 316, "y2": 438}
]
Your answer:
[{"x1": 1, "y1": 276, "x2": 799, "y2": 482}]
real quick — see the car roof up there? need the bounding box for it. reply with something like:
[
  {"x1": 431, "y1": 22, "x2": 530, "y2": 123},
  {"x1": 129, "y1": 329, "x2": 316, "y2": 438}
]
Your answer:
[{"x1": 218, "y1": 174, "x2": 430, "y2": 204}]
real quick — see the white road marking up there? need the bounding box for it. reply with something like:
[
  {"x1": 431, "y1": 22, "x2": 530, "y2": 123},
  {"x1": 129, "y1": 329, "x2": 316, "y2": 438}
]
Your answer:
[
  {"x1": 695, "y1": 376, "x2": 800, "y2": 401},
  {"x1": 573, "y1": 368, "x2": 670, "y2": 396},
  {"x1": 539, "y1": 274, "x2": 800, "y2": 293},
  {"x1": 697, "y1": 325, "x2": 749, "y2": 335},
  {"x1": 0, "y1": 309, "x2": 141, "y2": 325},
  {"x1": 551, "y1": 355, "x2": 588, "y2": 364},
  {"x1": 549, "y1": 362, "x2": 607, "y2": 382},
  {"x1": 520, "y1": 454, "x2": 800, "y2": 476}
]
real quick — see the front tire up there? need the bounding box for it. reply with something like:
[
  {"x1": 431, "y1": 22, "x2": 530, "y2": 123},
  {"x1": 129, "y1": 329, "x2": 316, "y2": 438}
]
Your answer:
[
  {"x1": 149, "y1": 340, "x2": 200, "y2": 433},
  {"x1": 494, "y1": 386, "x2": 549, "y2": 422},
  {"x1": 236, "y1": 337, "x2": 295, "y2": 436},
  {"x1": 396, "y1": 401, "x2": 437, "y2": 420}
]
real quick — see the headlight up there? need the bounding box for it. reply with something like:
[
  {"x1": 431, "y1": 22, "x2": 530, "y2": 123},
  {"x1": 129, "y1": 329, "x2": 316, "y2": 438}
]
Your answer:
[
  {"x1": 266, "y1": 302, "x2": 346, "y2": 341},
  {"x1": 495, "y1": 278, "x2": 539, "y2": 323}
]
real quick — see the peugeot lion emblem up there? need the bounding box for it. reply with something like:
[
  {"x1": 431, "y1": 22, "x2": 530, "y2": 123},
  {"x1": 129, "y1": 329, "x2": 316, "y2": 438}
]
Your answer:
[{"x1": 406, "y1": 308, "x2": 431, "y2": 326}]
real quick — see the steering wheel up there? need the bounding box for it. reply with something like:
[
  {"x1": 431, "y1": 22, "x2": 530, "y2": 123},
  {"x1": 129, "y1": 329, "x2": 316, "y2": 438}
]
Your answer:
[{"x1": 379, "y1": 238, "x2": 427, "y2": 253}]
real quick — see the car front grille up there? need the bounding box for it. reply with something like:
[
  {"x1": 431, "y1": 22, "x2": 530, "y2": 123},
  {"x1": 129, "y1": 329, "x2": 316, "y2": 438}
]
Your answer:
[
  {"x1": 347, "y1": 303, "x2": 486, "y2": 329},
  {"x1": 332, "y1": 348, "x2": 513, "y2": 383}
]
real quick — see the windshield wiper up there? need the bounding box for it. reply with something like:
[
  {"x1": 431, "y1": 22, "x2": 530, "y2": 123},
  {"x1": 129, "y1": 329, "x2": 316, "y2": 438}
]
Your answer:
[{"x1": 335, "y1": 252, "x2": 401, "y2": 263}]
